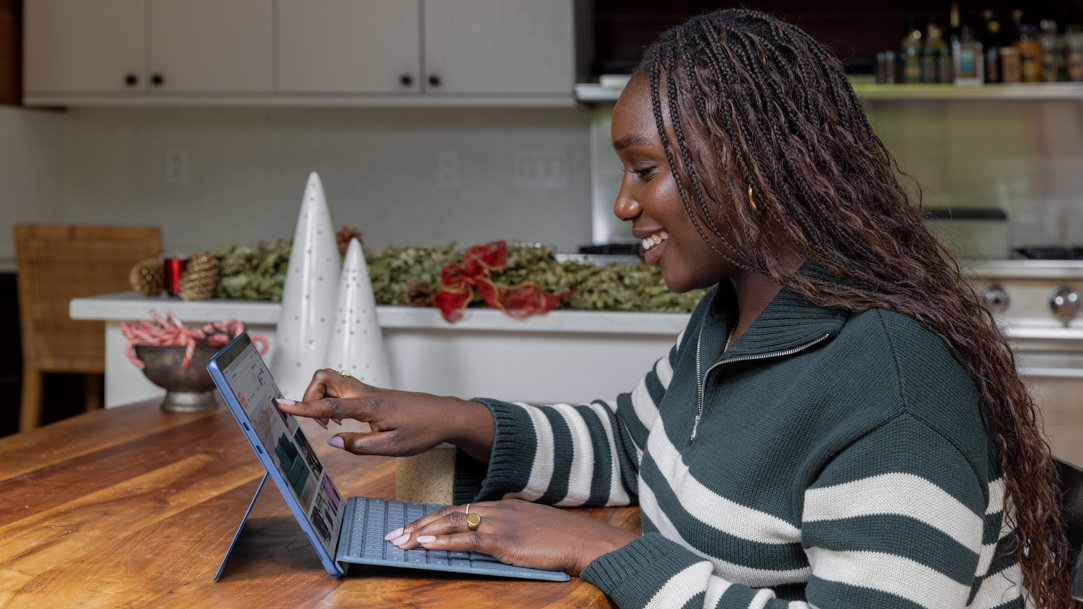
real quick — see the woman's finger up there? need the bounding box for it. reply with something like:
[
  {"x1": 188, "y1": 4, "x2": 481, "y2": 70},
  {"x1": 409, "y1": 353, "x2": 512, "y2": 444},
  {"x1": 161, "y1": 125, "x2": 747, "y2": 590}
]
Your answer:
[
  {"x1": 385, "y1": 505, "x2": 463, "y2": 546},
  {"x1": 275, "y1": 397, "x2": 340, "y2": 420},
  {"x1": 414, "y1": 530, "x2": 499, "y2": 558}
]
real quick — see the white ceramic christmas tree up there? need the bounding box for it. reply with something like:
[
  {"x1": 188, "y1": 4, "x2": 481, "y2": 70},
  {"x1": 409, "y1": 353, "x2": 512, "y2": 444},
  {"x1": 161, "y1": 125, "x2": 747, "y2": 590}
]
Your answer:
[
  {"x1": 324, "y1": 237, "x2": 391, "y2": 388},
  {"x1": 271, "y1": 171, "x2": 341, "y2": 398}
]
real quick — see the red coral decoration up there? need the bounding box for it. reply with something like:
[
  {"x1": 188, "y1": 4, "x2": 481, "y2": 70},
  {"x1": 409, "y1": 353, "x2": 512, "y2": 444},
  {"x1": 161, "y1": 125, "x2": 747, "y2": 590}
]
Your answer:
[{"x1": 434, "y1": 240, "x2": 572, "y2": 323}]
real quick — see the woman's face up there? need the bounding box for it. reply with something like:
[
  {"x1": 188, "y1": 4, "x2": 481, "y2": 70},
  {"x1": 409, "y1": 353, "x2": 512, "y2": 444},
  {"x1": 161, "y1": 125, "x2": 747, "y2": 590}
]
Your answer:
[{"x1": 611, "y1": 74, "x2": 738, "y2": 293}]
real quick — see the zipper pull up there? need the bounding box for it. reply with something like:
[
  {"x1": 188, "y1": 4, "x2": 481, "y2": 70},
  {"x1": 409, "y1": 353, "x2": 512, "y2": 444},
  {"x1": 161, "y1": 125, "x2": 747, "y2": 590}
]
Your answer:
[{"x1": 690, "y1": 413, "x2": 701, "y2": 441}]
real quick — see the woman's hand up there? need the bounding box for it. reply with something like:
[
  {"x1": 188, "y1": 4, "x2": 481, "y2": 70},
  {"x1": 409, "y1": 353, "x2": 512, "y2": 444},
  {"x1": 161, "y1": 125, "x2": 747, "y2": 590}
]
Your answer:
[
  {"x1": 384, "y1": 499, "x2": 638, "y2": 576},
  {"x1": 274, "y1": 368, "x2": 495, "y2": 463}
]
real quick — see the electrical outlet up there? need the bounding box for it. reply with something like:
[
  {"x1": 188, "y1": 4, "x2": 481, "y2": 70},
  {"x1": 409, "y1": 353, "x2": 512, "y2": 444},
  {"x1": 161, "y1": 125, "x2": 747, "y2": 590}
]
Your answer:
[
  {"x1": 165, "y1": 148, "x2": 190, "y2": 186},
  {"x1": 437, "y1": 149, "x2": 461, "y2": 188},
  {"x1": 514, "y1": 149, "x2": 569, "y2": 189}
]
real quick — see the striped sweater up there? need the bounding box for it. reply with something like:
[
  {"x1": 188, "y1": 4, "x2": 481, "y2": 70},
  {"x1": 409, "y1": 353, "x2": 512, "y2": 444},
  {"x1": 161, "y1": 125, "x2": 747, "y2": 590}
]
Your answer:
[{"x1": 454, "y1": 275, "x2": 1025, "y2": 609}]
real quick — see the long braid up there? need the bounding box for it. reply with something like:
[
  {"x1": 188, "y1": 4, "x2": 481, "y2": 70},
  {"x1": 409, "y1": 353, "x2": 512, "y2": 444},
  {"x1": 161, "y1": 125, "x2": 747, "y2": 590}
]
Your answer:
[{"x1": 637, "y1": 9, "x2": 1072, "y2": 608}]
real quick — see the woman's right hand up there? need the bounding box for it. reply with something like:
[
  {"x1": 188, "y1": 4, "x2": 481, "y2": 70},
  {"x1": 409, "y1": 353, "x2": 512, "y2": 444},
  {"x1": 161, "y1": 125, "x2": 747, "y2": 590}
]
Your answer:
[{"x1": 274, "y1": 368, "x2": 495, "y2": 463}]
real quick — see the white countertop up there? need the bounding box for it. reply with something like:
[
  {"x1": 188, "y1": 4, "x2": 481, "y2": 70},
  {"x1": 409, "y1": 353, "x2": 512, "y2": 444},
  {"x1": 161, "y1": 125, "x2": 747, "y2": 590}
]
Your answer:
[{"x1": 69, "y1": 291, "x2": 692, "y2": 335}]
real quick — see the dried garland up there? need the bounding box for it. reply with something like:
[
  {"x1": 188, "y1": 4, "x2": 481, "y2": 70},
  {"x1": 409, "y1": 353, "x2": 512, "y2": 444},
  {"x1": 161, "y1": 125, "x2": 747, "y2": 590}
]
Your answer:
[{"x1": 202, "y1": 239, "x2": 704, "y2": 314}]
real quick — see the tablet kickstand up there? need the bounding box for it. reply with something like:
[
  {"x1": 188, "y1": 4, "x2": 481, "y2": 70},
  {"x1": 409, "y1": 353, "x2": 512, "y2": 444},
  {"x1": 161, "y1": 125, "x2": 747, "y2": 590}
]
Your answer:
[{"x1": 213, "y1": 473, "x2": 268, "y2": 582}]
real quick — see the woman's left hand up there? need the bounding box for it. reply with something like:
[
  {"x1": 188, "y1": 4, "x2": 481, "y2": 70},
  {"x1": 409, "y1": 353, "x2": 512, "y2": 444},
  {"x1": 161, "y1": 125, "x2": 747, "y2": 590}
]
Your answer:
[{"x1": 384, "y1": 499, "x2": 638, "y2": 576}]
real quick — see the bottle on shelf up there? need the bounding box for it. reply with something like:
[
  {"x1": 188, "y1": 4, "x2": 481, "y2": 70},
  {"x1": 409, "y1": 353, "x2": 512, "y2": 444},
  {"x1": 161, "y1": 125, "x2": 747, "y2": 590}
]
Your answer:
[
  {"x1": 1038, "y1": 18, "x2": 1062, "y2": 81},
  {"x1": 1012, "y1": 9, "x2": 1044, "y2": 82},
  {"x1": 953, "y1": 6, "x2": 984, "y2": 85},
  {"x1": 981, "y1": 9, "x2": 1003, "y2": 83},
  {"x1": 923, "y1": 14, "x2": 951, "y2": 83},
  {"x1": 999, "y1": 10, "x2": 1023, "y2": 82},
  {"x1": 1067, "y1": 0, "x2": 1083, "y2": 81},
  {"x1": 875, "y1": 50, "x2": 899, "y2": 84},
  {"x1": 901, "y1": 14, "x2": 924, "y2": 84},
  {"x1": 1068, "y1": 27, "x2": 1083, "y2": 81}
]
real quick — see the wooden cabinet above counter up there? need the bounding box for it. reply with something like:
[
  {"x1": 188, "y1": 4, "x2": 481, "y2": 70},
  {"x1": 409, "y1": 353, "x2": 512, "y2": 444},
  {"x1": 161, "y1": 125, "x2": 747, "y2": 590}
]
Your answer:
[{"x1": 23, "y1": 0, "x2": 591, "y2": 107}]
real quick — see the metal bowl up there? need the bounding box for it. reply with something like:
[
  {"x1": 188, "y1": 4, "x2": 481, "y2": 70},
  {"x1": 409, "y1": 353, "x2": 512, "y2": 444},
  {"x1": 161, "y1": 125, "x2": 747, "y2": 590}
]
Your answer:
[{"x1": 134, "y1": 344, "x2": 220, "y2": 412}]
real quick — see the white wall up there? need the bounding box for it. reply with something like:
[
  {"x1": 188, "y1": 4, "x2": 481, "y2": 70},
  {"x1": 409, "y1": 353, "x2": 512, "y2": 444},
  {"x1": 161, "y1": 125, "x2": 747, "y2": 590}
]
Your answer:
[
  {"x1": 867, "y1": 99, "x2": 1083, "y2": 248},
  {"x1": 57, "y1": 106, "x2": 594, "y2": 256},
  {"x1": 0, "y1": 106, "x2": 66, "y2": 267}
]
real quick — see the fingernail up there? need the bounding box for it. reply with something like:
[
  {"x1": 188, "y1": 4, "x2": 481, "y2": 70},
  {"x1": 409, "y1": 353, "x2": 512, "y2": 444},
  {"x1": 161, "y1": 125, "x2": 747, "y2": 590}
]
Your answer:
[
  {"x1": 392, "y1": 534, "x2": 410, "y2": 546},
  {"x1": 327, "y1": 436, "x2": 345, "y2": 449},
  {"x1": 417, "y1": 535, "x2": 436, "y2": 544},
  {"x1": 276, "y1": 398, "x2": 297, "y2": 406},
  {"x1": 315, "y1": 418, "x2": 328, "y2": 430},
  {"x1": 384, "y1": 527, "x2": 404, "y2": 541},
  {"x1": 331, "y1": 418, "x2": 342, "y2": 425}
]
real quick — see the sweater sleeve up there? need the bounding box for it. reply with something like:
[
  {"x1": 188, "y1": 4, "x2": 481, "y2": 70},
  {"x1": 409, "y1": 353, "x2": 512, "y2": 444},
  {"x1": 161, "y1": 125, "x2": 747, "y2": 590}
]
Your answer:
[
  {"x1": 580, "y1": 414, "x2": 1018, "y2": 609},
  {"x1": 452, "y1": 322, "x2": 692, "y2": 506}
]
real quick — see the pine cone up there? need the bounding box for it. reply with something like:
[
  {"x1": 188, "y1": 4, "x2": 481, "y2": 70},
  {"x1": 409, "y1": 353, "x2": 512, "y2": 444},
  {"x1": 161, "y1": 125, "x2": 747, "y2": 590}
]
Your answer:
[
  {"x1": 129, "y1": 258, "x2": 164, "y2": 296},
  {"x1": 178, "y1": 250, "x2": 220, "y2": 301},
  {"x1": 336, "y1": 226, "x2": 364, "y2": 256},
  {"x1": 405, "y1": 280, "x2": 433, "y2": 307}
]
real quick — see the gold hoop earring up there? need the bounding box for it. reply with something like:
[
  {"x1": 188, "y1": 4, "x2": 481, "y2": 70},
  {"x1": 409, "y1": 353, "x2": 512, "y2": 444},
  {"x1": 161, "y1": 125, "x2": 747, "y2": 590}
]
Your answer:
[{"x1": 747, "y1": 185, "x2": 758, "y2": 212}]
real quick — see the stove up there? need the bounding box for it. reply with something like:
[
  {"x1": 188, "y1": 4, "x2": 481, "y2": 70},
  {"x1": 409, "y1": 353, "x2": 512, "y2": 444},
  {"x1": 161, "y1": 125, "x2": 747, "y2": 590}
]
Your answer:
[
  {"x1": 1014, "y1": 246, "x2": 1083, "y2": 261},
  {"x1": 964, "y1": 259, "x2": 1083, "y2": 465}
]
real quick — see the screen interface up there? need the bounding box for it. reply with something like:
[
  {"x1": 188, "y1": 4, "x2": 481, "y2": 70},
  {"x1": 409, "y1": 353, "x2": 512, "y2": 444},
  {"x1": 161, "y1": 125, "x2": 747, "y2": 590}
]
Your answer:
[{"x1": 221, "y1": 340, "x2": 345, "y2": 556}]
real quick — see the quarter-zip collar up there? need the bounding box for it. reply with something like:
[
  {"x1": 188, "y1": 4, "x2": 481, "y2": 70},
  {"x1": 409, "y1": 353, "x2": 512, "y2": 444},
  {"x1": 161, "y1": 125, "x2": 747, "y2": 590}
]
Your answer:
[
  {"x1": 702, "y1": 261, "x2": 848, "y2": 365},
  {"x1": 688, "y1": 262, "x2": 849, "y2": 442}
]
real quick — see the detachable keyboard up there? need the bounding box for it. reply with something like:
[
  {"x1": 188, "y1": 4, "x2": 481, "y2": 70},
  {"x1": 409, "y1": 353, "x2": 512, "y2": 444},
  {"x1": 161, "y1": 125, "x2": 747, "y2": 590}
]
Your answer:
[{"x1": 335, "y1": 496, "x2": 570, "y2": 581}]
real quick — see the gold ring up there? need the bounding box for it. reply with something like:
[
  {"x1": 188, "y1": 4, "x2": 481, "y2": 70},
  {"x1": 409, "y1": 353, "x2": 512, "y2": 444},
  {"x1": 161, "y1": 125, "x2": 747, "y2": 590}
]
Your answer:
[
  {"x1": 339, "y1": 369, "x2": 351, "y2": 378},
  {"x1": 466, "y1": 512, "x2": 481, "y2": 532}
]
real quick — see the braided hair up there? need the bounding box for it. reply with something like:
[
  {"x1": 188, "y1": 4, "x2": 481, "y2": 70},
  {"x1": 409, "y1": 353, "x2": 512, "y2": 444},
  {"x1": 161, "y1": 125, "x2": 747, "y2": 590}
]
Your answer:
[{"x1": 637, "y1": 9, "x2": 1071, "y2": 607}]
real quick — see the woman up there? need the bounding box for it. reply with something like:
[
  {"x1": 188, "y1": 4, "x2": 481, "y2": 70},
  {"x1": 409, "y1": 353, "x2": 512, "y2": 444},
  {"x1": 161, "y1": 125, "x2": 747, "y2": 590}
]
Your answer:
[{"x1": 277, "y1": 9, "x2": 1070, "y2": 608}]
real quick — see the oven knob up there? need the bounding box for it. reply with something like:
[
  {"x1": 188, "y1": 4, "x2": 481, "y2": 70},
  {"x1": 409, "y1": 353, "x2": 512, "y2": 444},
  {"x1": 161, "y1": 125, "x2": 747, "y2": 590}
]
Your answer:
[
  {"x1": 981, "y1": 284, "x2": 1010, "y2": 313},
  {"x1": 1049, "y1": 286, "x2": 1081, "y2": 326}
]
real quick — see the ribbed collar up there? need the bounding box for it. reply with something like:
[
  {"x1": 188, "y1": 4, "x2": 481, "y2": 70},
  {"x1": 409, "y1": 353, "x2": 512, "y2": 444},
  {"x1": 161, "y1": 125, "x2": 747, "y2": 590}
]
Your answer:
[{"x1": 702, "y1": 261, "x2": 849, "y2": 363}]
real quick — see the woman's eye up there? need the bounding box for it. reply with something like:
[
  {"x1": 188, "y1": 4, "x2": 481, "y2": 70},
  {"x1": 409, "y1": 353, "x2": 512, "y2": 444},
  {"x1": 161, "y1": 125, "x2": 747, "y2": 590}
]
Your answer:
[{"x1": 631, "y1": 167, "x2": 656, "y2": 179}]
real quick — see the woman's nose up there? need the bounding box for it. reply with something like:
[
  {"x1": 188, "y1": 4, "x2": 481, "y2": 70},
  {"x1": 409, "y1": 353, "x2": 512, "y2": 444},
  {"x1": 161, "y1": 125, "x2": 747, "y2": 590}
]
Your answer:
[{"x1": 613, "y1": 187, "x2": 641, "y2": 221}]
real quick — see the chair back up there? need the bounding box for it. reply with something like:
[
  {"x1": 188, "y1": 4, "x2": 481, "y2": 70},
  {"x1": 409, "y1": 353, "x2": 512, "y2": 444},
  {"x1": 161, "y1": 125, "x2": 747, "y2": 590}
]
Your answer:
[
  {"x1": 1055, "y1": 457, "x2": 1083, "y2": 600},
  {"x1": 15, "y1": 224, "x2": 161, "y2": 374}
]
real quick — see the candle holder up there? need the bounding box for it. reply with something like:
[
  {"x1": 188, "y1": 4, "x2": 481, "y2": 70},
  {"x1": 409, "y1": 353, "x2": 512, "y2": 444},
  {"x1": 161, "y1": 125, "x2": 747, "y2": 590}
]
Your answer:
[{"x1": 163, "y1": 256, "x2": 190, "y2": 297}]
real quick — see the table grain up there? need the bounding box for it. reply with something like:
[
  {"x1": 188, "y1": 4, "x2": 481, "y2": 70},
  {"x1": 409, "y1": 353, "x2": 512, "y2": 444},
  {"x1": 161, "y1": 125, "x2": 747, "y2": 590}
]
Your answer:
[{"x1": 0, "y1": 402, "x2": 640, "y2": 609}]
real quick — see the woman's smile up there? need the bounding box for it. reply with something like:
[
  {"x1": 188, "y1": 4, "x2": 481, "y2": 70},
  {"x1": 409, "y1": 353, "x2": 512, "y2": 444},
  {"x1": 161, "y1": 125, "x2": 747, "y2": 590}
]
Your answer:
[{"x1": 638, "y1": 230, "x2": 669, "y2": 266}]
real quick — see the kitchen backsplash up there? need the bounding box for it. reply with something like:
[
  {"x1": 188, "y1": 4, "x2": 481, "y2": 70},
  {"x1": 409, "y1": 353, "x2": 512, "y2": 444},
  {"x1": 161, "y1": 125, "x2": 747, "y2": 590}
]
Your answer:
[
  {"x1": 0, "y1": 106, "x2": 65, "y2": 268},
  {"x1": 2, "y1": 99, "x2": 1082, "y2": 266}
]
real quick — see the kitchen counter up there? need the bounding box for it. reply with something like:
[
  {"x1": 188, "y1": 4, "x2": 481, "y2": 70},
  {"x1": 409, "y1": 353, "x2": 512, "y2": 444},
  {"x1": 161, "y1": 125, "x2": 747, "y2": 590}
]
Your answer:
[
  {"x1": 963, "y1": 259, "x2": 1083, "y2": 280},
  {"x1": 71, "y1": 292, "x2": 690, "y2": 407}
]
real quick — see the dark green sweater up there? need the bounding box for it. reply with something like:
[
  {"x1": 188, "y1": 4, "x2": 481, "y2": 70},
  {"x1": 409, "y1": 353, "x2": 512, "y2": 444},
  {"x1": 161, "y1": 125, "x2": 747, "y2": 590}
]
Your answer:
[{"x1": 457, "y1": 276, "x2": 1023, "y2": 608}]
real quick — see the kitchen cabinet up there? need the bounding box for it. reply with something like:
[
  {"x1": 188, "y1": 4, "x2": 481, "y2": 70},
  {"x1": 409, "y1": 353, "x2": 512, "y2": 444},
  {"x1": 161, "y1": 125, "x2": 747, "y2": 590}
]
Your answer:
[
  {"x1": 24, "y1": 0, "x2": 273, "y2": 103},
  {"x1": 421, "y1": 0, "x2": 577, "y2": 98},
  {"x1": 276, "y1": 0, "x2": 421, "y2": 95},
  {"x1": 26, "y1": 0, "x2": 586, "y2": 107},
  {"x1": 277, "y1": 0, "x2": 582, "y2": 104}
]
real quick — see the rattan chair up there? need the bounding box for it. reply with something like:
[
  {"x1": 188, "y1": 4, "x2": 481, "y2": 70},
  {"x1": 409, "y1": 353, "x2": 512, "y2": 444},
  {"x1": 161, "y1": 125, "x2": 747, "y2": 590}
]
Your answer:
[{"x1": 15, "y1": 225, "x2": 161, "y2": 431}]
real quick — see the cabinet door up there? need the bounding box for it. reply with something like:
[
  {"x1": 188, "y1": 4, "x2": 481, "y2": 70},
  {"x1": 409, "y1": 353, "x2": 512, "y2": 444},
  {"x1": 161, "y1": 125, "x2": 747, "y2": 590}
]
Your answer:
[
  {"x1": 23, "y1": 0, "x2": 146, "y2": 95},
  {"x1": 423, "y1": 0, "x2": 574, "y2": 96},
  {"x1": 277, "y1": 0, "x2": 421, "y2": 94},
  {"x1": 148, "y1": 0, "x2": 273, "y2": 94}
]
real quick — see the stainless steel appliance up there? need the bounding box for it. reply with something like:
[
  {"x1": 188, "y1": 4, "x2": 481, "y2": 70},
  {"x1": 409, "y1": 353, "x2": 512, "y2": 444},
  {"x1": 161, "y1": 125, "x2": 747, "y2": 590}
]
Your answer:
[{"x1": 967, "y1": 259, "x2": 1083, "y2": 465}]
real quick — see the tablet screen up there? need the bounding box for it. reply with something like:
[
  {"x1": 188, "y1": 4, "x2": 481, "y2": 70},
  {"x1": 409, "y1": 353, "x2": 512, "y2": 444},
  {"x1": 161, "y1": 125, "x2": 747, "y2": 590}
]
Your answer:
[{"x1": 214, "y1": 336, "x2": 345, "y2": 556}]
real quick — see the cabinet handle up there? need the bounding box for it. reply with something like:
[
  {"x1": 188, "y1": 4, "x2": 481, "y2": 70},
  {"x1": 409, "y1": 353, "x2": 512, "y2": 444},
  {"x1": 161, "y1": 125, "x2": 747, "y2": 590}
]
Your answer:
[
  {"x1": 400, "y1": 74, "x2": 413, "y2": 86},
  {"x1": 124, "y1": 73, "x2": 139, "y2": 87},
  {"x1": 428, "y1": 74, "x2": 441, "y2": 87},
  {"x1": 151, "y1": 73, "x2": 165, "y2": 87}
]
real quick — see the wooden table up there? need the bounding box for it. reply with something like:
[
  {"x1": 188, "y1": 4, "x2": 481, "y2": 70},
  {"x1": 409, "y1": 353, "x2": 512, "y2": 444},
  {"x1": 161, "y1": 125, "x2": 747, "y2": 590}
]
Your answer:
[{"x1": 0, "y1": 401, "x2": 641, "y2": 608}]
